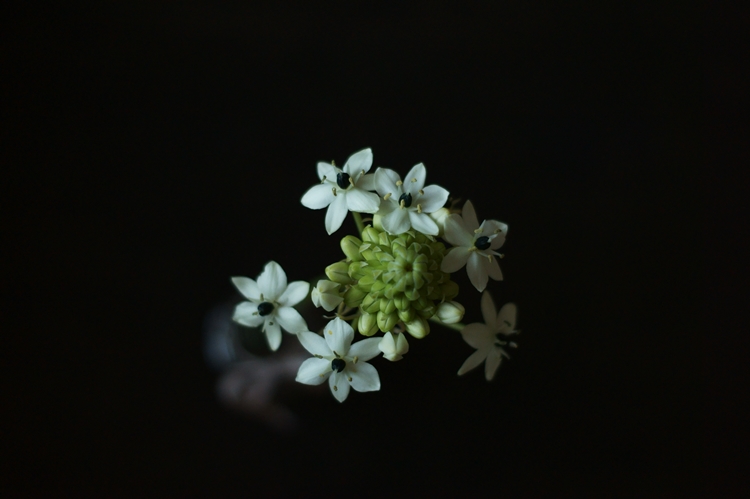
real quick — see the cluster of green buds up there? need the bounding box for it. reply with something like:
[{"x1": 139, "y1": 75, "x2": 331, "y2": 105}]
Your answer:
[{"x1": 325, "y1": 225, "x2": 465, "y2": 339}]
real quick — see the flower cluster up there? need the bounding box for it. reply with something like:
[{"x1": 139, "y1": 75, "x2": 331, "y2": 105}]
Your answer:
[{"x1": 230, "y1": 148, "x2": 520, "y2": 402}]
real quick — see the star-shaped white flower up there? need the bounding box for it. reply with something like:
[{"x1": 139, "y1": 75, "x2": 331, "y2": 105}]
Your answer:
[
  {"x1": 301, "y1": 148, "x2": 381, "y2": 234},
  {"x1": 373, "y1": 163, "x2": 449, "y2": 235},
  {"x1": 441, "y1": 200, "x2": 508, "y2": 292},
  {"x1": 295, "y1": 317, "x2": 382, "y2": 403},
  {"x1": 457, "y1": 292, "x2": 518, "y2": 381},
  {"x1": 232, "y1": 261, "x2": 310, "y2": 351}
]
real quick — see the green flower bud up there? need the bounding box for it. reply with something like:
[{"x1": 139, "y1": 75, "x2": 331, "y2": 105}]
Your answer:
[
  {"x1": 377, "y1": 310, "x2": 400, "y2": 333},
  {"x1": 404, "y1": 316, "x2": 430, "y2": 339},
  {"x1": 397, "y1": 307, "x2": 416, "y2": 323},
  {"x1": 358, "y1": 312, "x2": 379, "y2": 337},
  {"x1": 348, "y1": 261, "x2": 369, "y2": 280},
  {"x1": 326, "y1": 261, "x2": 354, "y2": 284},
  {"x1": 344, "y1": 285, "x2": 368, "y2": 308},
  {"x1": 341, "y1": 235, "x2": 364, "y2": 262},
  {"x1": 362, "y1": 226, "x2": 380, "y2": 243},
  {"x1": 379, "y1": 297, "x2": 396, "y2": 315},
  {"x1": 435, "y1": 300, "x2": 465, "y2": 324}
]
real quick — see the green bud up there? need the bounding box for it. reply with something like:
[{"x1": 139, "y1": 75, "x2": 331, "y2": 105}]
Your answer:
[
  {"x1": 341, "y1": 235, "x2": 364, "y2": 262},
  {"x1": 348, "y1": 261, "x2": 368, "y2": 280},
  {"x1": 404, "y1": 316, "x2": 430, "y2": 339},
  {"x1": 344, "y1": 285, "x2": 368, "y2": 308},
  {"x1": 377, "y1": 310, "x2": 400, "y2": 333},
  {"x1": 361, "y1": 292, "x2": 380, "y2": 314},
  {"x1": 325, "y1": 261, "x2": 354, "y2": 284},
  {"x1": 397, "y1": 306, "x2": 416, "y2": 323},
  {"x1": 362, "y1": 226, "x2": 380, "y2": 243},
  {"x1": 435, "y1": 300, "x2": 465, "y2": 324},
  {"x1": 379, "y1": 297, "x2": 396, "y2": 315},
  {"x1": 358, "y1": 312, "x2": 379, "y2": 337}
]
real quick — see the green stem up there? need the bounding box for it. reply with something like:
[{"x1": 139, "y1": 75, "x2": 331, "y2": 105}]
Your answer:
[
  {"x1": 352, "y1": 211, "x2": 365, "y2": 238},
  {"x1": 429, "y1": 316, "x2": 465, "y2": 332}
]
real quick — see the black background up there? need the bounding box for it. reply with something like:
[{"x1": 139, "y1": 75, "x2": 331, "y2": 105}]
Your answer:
[{"x1": 3, "y1": 2, "x2": 712, "y2": 497}]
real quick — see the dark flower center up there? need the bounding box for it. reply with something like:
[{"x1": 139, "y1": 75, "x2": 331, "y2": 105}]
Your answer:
[
  {"x1": 398, "y1": 192, "x2": 413, "y2": 207},
  {"x1": 474, "y1": 236, "x2": 491, "y2": 250},
  {"x1": 331, "y1": 358, "x2": 346, "y2": 372},
  {"x1": 257, "y1": 302, "x2": 275, "y2": 316},
  {"x1": 336, "y1": 172, "x2": 351, "y2": 189}
]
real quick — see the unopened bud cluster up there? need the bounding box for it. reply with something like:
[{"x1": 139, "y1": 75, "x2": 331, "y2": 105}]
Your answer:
[{"x1": 325, "y1": 225, "x2": 464, "y2": 338}]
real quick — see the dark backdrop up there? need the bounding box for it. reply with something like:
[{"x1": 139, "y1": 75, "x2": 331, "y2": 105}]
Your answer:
[{"x1": 3, "y1": 2, "x2": 706, "y2": 496}]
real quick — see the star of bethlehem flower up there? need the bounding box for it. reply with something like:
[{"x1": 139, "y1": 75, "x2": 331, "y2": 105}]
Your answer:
[
  {"x1": 295, "y1": 317, "x2": 382, "y2": 402},
  {"x1": 457, "y1": 291, "x2": 518, "y2": 381},
  {"x1": 441, "y1": 200, "x2": 508, "y2": 292},
  {"x1": 373, "y1": 163, "x2": 449, "y2": 236},
  {"x1": 301, "y1": 148, "x2": 381, "y2": 235},
  {"x1": 232, "y1": 261, "x2": 310, "y2": 351}
]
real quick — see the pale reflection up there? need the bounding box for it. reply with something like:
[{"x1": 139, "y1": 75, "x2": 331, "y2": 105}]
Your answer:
[{"x1": 203, "y1": 303, "x2": 318, "y2": 432}]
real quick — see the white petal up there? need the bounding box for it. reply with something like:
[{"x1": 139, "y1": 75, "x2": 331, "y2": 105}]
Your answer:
[
  {"x1": 462, "y1": 200, "x2": 479, "y2": 229},
  {"x1": 485, "y1": 220, "x2": 509, "y2": 249},
  {"x1": 301, "y1": 183, "x2": 335, "y2": 209},
  {"x1": 296, "y1": 357, "x2": 331, "y2": 385},
  {"x1": 346, "y1": 188, "x2": 380, "y2": 214},
  {"x1": 343, "y1": 148, "x2": 373, "y2": 175},
  {"x1": 441, "y1": 246, "x2": 470, "y2": 273},
  {"x1": 485, "y1": 348, "x2": 502, "y2": 381},
  {"x1": 381, "y1": 206, "x2": 410, "y2": 234},
  {"x1": 297, "y1": 331, "x2": 331, "y2": 357},
  {"x1": 443, "y1": 214, "x2": 474, "y2": 247},
  {"x1": 417, "y1": 184, "x2": 449, "y2": 213},
  {"x1": 257, "y1": 261, "x2": 287, "y2": 300},
  {"x1": 404, "y1": 163, "x2": 427, "y2": 191},
  {"x1": 324, "y1": 192, "x2": 348, "y2": 235},
  {"x1": 357, "y1": 173, "x2": 377, "y2": 191},
  {"x1": 230, "y1": 277, "x2": 260, "y2": 301},
  {"x1": 317, "y1": 162, "x2": 337, "y2": 182},
  {"x1": 496, "y1": 302, "x2": 517, "y2": 334},
  {"x1": 232, "y1": 301, "x2": 263, "y2": 327},
  {"x1": 323, "y1": 317, "x2": 353, "y2": 357},
  {"x1": 348, "y1": 337, "x2": 382, "y2": 362},
  {"x1": 275, "y1": 306, "x2": 308, "y2": 334},
  {"x1": 264, "y1": 320, "x2": 282, "y2": 351},
  {"x1": 408, "y1": 211, "x2": 439, "y2": 235},
  {"x1": 278, "y1": 281, "x2": 310, "y2": 307},
  {"x1": 347, "y1": 362, "x2": 380, "y2": 393},
  {"x1": 457, "y1": 348, "x2": 489, "y2": 376},
  {"x1": 480, "y1": 291, "x2": 498, "y2": 330},
  {"x1": 487, "y1": 256, "x2": 503, "y2": 281},
  {"x1": 461, "y1": 323, "x2": 495, "y2": 350},
  {"x1": 329, "y1": 371, "x2": 351, "y2": 402},
  {"x1": 374, "y1": 167, "x2": 401, "y2": 197},
  {"x1": 467, "y1": 252, "x2": 489, "y2": 292}
]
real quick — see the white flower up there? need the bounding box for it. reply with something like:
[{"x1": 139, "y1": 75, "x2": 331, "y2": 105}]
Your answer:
[
  {"x1": 310, "y1": 279, "x2": 343, "y2": 312},
  {"x1": 232, "y1": 261, "x2": 310, "y2": 351},
  {"x1": 373, "y1": 163, "x2": 449, "y2": 235},
  {"x1": 435, "y1": 301, "x2": 465, "y2": 324},
  {"x1": 457, "y1": 292, "x2": 518, "y2": 381},
  {"x1": 378, "y1": 332, "x2": 409, "y2": 361},
  {"x1": 441, "y1": 200, "x2": 508, "y2": 292},
  {"x1": 301, "y1": 148, "x2": 381, "y2": 234},
  {"x1": 295, "y1": 318, "x2": 382, "y2": 403}
]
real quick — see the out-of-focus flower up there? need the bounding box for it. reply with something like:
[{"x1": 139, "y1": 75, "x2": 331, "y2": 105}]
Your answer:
[{"x1": 457, "y1": 291, "x2": 518, "y2": 381}]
